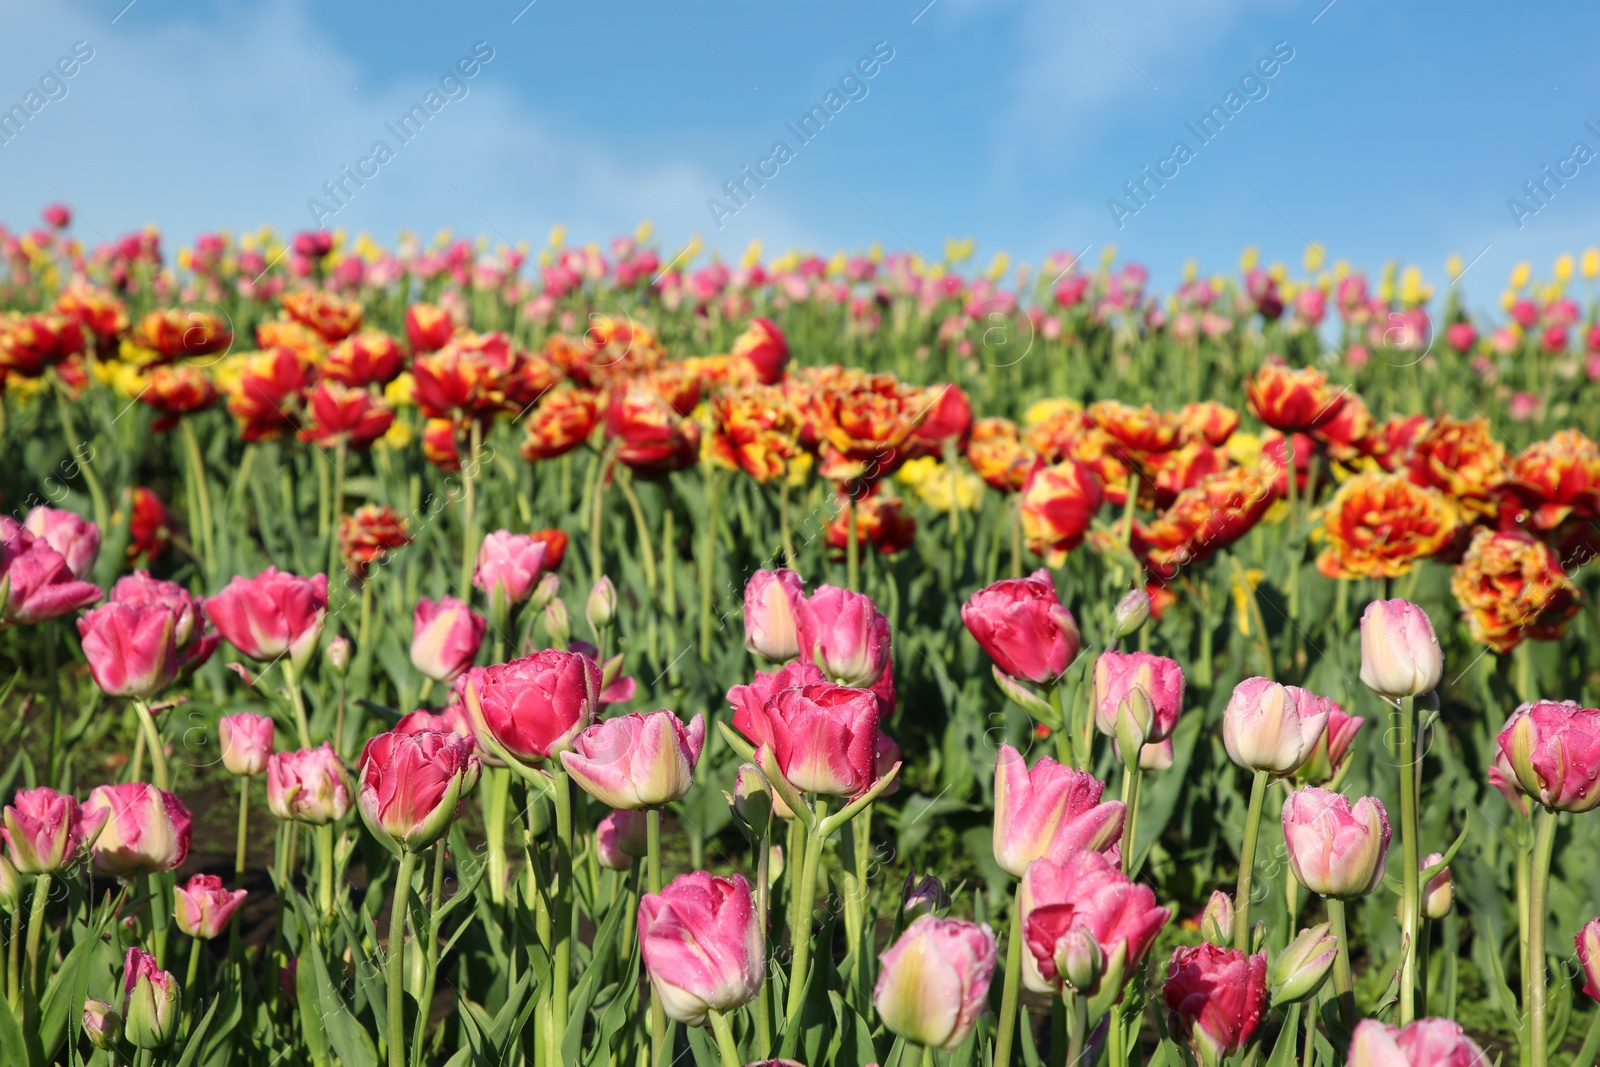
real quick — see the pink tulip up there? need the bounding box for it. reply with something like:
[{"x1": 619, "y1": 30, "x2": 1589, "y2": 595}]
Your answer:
[
  {"x1": 458, "y1": 649, "x2": 601, "y2": 761},
  {"x1": 173, "y1": 873, "x2": 247, "y2": 939},
  {"x1": 1295, "y1": 704, "x2": 1364, "y2": 785},
  {"x1": 1163, "y1": 944, "x2": 1267, "y2": 1067},
  {"x1": 749, "y1": 683, "x2": 881, "y2": 797},
  {"x1": 727, "y1": 660, "x2": 826, "y2": 745},
  {"x1": 796, "y1": 584, "x2": 891, "y2": 686},
  {"x1": 1020, "y1": 848, "x2": 1170, "y2": 995},
  {"x1": 472, "y1": 530, "x2": 548, "y2": 606},
  {"x1": 993, "y1": 744, "x2": 1124, "y2": 878},
  {"x1": 960, "y1": 569, "x2": 1080, "y2": 684},
  {"x1": 560, "y1": 710, "x2": 706, "y2": 809},
  {"x1": 744, "y1": 568, "x2": 805, "y2": 661},
  {"x1": 218, "y1": 713, "x2": 274, "y2": 776},
  {"x1": 0, "y1": 520, "x2": 102, "y2": 624},
  {"x1": 2, "y1": 787, "x2": 107, "y2": 874},
  {"x1": 85, "y1": 783, "x2": 192, "y2": 876},
  {"x1": 410, "y1": 596, "x2": 486, "y2": 683},
  {"x1": 266, "y1": 744, "x2": 353, "y2": 825},
  {"x1": 1281, "y1": 787, "x2": 1391, "y2": 899},
  {"x1": 1578, "y1": 918, "x2": 1600, "y2": 1003},
  {"x1": 1421, "y1": 851, "x2": 1453, "y2": 920},
  {"x1": 638, "y1": 871, "x2": 764, "y2": 1025},
  {"x1": 395, "y1": 704, "x2": 473, "y2": 741},
  {"x1": 110, "y1": 572, "x2": 219, "y2": 673},
  {"x1": 122, "y1": 947, "x2": 180, "y2": 1049},
  {"x1": 1359, "y1": 599, "x2": 1443, "y2": 700},
  {"x1": 1223, "y1": 678, "x2": 1332, "y2": 775},
  {"x1": 1346, "y1": 1018, "x2": 1490, "y2": 1067},
  {"x1": 596, "y1": 809, "x2": 647, "y2": 869},
  {"x1": 1498, "y1": 699, "x2": 1600, "y2": 812},
  {"x1": 76, "y1": 603, "x2": 180, "y2": 699},
  {"x1": 24, "y1": 506, "x2": 100, "y2": 580},
  {"x1": 872, "y1": 915, "x2": 998, "y2": 1050},
  {"x1": 1094, "y1": 651, "x2": 1186, "y2": 742},
  {"x1": 204, "y1": 567, "x2": 328, "y2": 670},
  {"x1": 357, "y1": 730, "x2": 480, "y2": 849}
]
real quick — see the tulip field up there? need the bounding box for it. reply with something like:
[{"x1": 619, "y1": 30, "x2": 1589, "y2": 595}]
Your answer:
[{"x1": 8, "y1": 213, "x2": 1600, "y2": 1067}]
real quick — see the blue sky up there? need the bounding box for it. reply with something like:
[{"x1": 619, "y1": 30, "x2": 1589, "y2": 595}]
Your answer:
[{"x1": 2, "y1": 0, "x2": 1598, "y2": 305}]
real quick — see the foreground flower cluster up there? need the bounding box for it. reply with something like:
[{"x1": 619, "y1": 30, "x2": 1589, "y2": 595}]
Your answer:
[{"x1": 3, "y1": 210, "x2": 1600, "y2": 1067}]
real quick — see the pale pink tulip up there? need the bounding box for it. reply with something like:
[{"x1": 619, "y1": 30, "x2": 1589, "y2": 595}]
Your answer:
[
  {"x1": 85, "y1": 783, "x2": 191, "y2": 876},
  {"x1": 24, "y1": 506, "x2": 100, "y2": 579},
  {"x1": 1094, "y1": 650, "x2": 1186, "y2": 741},
  {"x1": 410, "y1": 596, "x2": 486, "y2": 683},
  {"x1": 205, "y1": 567, "x2": 327, "y2": 670},
  {"x1": 744, "y1": 568, "x2": 805, "y2": 661},
  {"x1": 992, "y1": 744, "x2": 1124, "y2": 878},
  {"x1": 1346, "y1": 1018, "x2": 1489, "y2": 1067},
  {"x1": 796, "y1": 584, "x2": 891, "y2": 686},
  {"x1": 472, "y1": 530, "x2": 547, "y2": 606},
  {"x1": 1359, "y1": 599, "x2": 1443, "y2": 700},
  {"x1": 1281, "y1": 787, "x2": 1391, "y2": 899},
  {"x1": 560, "y1": 710, "x2": 706, "y2": 809},
  {"x1": 1498, "y1": 699, "x2": 1600, "y2": 812},
  {"x1": 2, "y1": 786, "x2": 107, "y2": 874},
  {"x1": 1222, "y1": 678, "x2": 1331, "y2": 775},
  {"x1": 873, "y1": 915, "x2": 998, "y2": 1050},
  {"x1": 219, "y1": 713, "x2": 274, "y2": 776},
  {"x1": 1020, "y1": 848, "x2": 1170, "y2": 995},
  {"x1": 266, "y1": 744, "x2": 352, "y2": 825},
  {"x1": 173, "y1": 873, "x2": 247, "y2": 939}
]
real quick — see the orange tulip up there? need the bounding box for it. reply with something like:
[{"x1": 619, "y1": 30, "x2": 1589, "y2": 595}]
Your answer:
[
  {"x1": 1406, "y1": 416, "x2": 1506, "y2": 519},
  {"x1": 1019, "y1": 459, "x2": 1104, "y2": 565},
  {"x1": 281, "y1": 288, "x2": 363, "y2": 343},
  {"x1": 1088, "y1": 400, "x2": 1179, "y2": 453},
  {"x1": 1177, "y1": 401, "x2": 1239, "y2": 447},
  {"x1": 1316, "y1": 472, "x2": 1459, "y2": 579},
  {"x1": 136, "y1": 309, "x2": 231, "y2": 362},
  {"x1": 966, "y1": 418, "x2": 1036, "y2": 493},
  {"x1": 1137, "y1": 465, "x2": 1276, "y2": 578},
  {"x1": 709, "y1": 385, "x2": 801, "y2": 483},
  {"x1": 1246, "y1": 361, "x2": 1347, "y2": 432},
  {"x1": 521, "y1": 387, "x2": 600, "y2": 462},
  {"x1": 1500, "y1": 429, "x2": 1600, "y2": 531},
  {"x1": 1450, "y1": 528, "x2": 1580, "y2": 652}
]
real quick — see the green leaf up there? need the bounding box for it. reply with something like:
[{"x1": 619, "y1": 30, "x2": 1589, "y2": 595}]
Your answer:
[
  {"x1": 0, "y1": 994, "x2": 26, "y2": 1067},
  {"x1": 295, "y1": 948, "x2": 333, "y2": 1067},
  {"x1": 563, "y1": 879, "x2": 628, "y2": 1064},
  {"x1": 171, "y1": 996, "x2": 221, "y2": 1067},
  {"x1": 1265, "y1": 1003, "x2": 1301, "y2": 1067},
  {"x1": 309, "y1": 933, "x2": 380, "y2": 1067},
  {"x1": 40, "y1": 913, "x2": 111, "y2": 1061}
]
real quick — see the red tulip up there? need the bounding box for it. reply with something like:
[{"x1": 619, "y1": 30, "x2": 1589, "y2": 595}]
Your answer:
[
  {"x1": 23, "y1": 506, "x2": 99, "y2": 580},
  {"x1": 1020, "y1": 847, "x2": 1171, "y2": 995},
  {"x1": 85, "y1": 783, "x2": 192, "y2": 876},
  {"x1": 1019, "y1": 459, "x2": 1104, "y2": 565},
  {"x1": 405, "y1": 302, "x2": 455, "y2": 353},
  {"x1": 731, "y1": 317, "x2": 789, "y2": 384},
  {"x1": 744, "y1": 568, "x2": 805, "y2": 662},
  {"x1": 266, "y1": 744, "x2": 352, "y2": 825},
  {"x1": 560, "y1": 710, "x2": 706, "y2": 809},
  {"x1": 219, "y1": 713, "x2": 274, "y2": 776},
  {"x1": 961, "y1": 570, "x2": 1080, "y2": 685},
  {"x1": 1281, "y1": 787, "x2": 1391, "y2": 898},
  {"x1": 459, "y1": 649, "x2": 602, "y2": 761},
  {"x1": 1163, "y1": 943, "x2": 1267, "y2": 1067},
  {"x1": 173, "y1": 873, "x2": 247, "y2": 939},
  {"x1": 205, "y1": 567, "x2": 328, "y2": 671},
  {"x1": 357, "y1": 730, "x2": 480, "y2": 849},
  {"x1": 2, "y1": 787, "x2": 107, "y2": 874},
  {"x1": 1497, "y1": 699, "x2": 1600, "y2": 812},
  {"x1": 796, "y1": 584, "x2": 891, "y2": 687},
  {"x1": 299, "y1": 381, "x2": 395, "y2": 450},
  {"x1": 873, "y1": 915, "x2": 998, "y2": 1050},
  {"x1": 639, "y1": 871, "x2": 764, "y2": 1024},
  {"x1": 992, "y1": 744, "x2": 1124, "y2": 877},
  {"x1": 322, "y1": 331, "x2": 405, "y2": 387},
  {"x1": 410, "y1": 596, "x2": 486, "y2": 684},
  {"x1": 750, "y1": 683, "x2": 881, "y2": 797}
]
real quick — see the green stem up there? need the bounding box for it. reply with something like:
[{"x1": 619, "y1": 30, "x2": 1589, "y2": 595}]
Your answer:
[
  {"x1": 1528, "y1": 807, "x2": 1558, "y2": 1067},
  {"x1": 461, "y1": 420, "x2": 481, "y2": 597},
  {"x1": 1066, "y1": 992, "x2": 1087, "y2": 1067},
  {"x1": 919, "y1": 1043, "x2": 934, "y2": 1067},
  {"x1": 44, "y1": 623, "x2": 61, "y2": 785},
  {"x1": 183, "y1": 935, "x2": 202, "y2": 1030},
  {"x1": 1397, "y1": 695, "x2": 1420, "y2": 1024},
  {"x1": 779, "y1": 480, "x2": 795, "y2": 570},
  {"x1": 755, "y1": 826, "x2": 772, "y2": 1058},
  {"x1": 24, "y1": 874, "x2": 50, "y2": 996},
  {"x1": 1232, "y1": 769, "x2": 1270, "y2": 951},
  {"x1": 1120, "y1": 764, "x2": 1143, "y2": 876},
  {"x1": 329, "y1": 440, "x2": 347, "y2": 583},
  {"x1": 485, "y1": 767, "x2": 510, "y2": 907},
  {"x1": 316, "y1": 823, "x2": 335, "y2": 918},
  {"x1": 779, "y1": 799, "x2": 828, "y2": 1059},
  {"x1": 55, "y1": 376, "x2": 108, "y2": 532},
  {"x1": 386, "y1": 850, "x2": 419, "y2": 1067},
  {"x1": 1419, "y1": 917, "x2": 1432, "y2": 1018},
  {"x1": 1327, "y1": 897, "x2": 1356, "y2": 1031},
  {"x1": 282, "y1": 661, "x2": 312, "y2": 748},
  {"x1": 551, "y1": 769, "x2": 573, "y2": 1057},
  {"x1": 992, "y1": 885, "x2": 1025, "y2": 1067},
  {"x1": 648, "y1": 808, "x2": 665, "y2": 1067},
  {"x1": 6, "y1": 909, "x2": 19, "y2": 1008},
  {"x1": 235, "y1": 777, "x2": 249, "y2": 879},
  {"x1": 700, "y1": 470, "x2": 723, "y2": 662},
  {"x1": 846, "y1": 495, "x2": 860, "y2": 591},
  {"x1": 1570, "y1": 1004, "x2": 1600, "y2": 1067},
  {"x1": 411, "y1": 844, "x2": 447, "y2": 1067},
  {"x1": 708, "y1": 1009, "x2": 742, "y2": 1067},
  {"x1": 590, "y1": 444, "x2": 616, "y2": 588},
  {"x1": 134, "y1": 700, "x2": 170, "y2": 792},
  {"x1": 180, "y1": 417, "x2": 216, "y2": 574}
]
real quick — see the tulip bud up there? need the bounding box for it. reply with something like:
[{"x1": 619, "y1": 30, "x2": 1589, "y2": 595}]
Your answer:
[
  {"x1": 326, "y1": 634, "x2": 351, "y2": 677},
  {"x1": 1115, "y1": 689, "x2": 1154, "y2": 767},
  {"x1": 1359, "y1": 599, "x2": 1443, "y2": 700},
  {"x1": 1420, "y1": 852, "x2": 1453, "y2": 920},
  {"x1": 0, "y1": 853, "x2": 22, "y2": 912},
  {"x1": 218, "y1": 713, "x2": 274, "y2": 777},
  {"x1": 586, "y1": 576, "x2": 617, "y2": 633},
  {"x1": 83, "y1": 999, "x2": 122, "y2": 1050},
  {"x1": 902, "y1": 873, "x2": 949, "y2": 919},
  {"x1": 1223, "y1": 678, "x2": 1333, "y2": 776},
  {"x1": 544, "y1": 598, "x2": 571, "y2": 647},
  {"x1": 1110, "y1": 588, "x2": 1151, "y2": 641},
  {"x1": 1057, "y1": 925, "x2": 1105, "y2": 993},
  {"x1": 873, "y1": 916, "x2": 999, "y2": 1051},
  {"x1": 768, "y1": 843, "x2": 785, "y2": 885},
  {"x1": 1577, "y1": 918, "x2": 1600, "y2": 1004},
  {"x1": 1200, "y1": 890, "x2": 1233, "y2": 946},
  {"x1": 122, "y1": 947, "x2": 180, "y2": 1049},
  {"x1": 529, "y1": 572, "x2": 561, "y2": 613},
  {"x1": 173, "y1": 874, "x2": 248, "y2": 940},
  {"x1": 595, "y1": 810, "x2": 637, "y2": 870},
  {"x1": 729, "y1": 764, "x2": 772, "y2": 837},
  {"x1": 1270, "y1": 923, "x2": 1337, "y2": 1006}
]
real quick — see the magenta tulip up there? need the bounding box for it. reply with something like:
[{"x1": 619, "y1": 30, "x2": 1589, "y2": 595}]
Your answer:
[
  {"x1": 596, "y1": 809, "x2": 647, "y2": 869},
  {"x1": 639, "y1": 871, "x2": 764, "y2": 1025},
  {"x1": 749, "y1": 683, "x2": 881, "y2": 797},
  {"x1": 204, "y1": 566, "x2": 328, "y2": 670},
  {"x1": 110, "y1": 572, "x2": 219, "y2": 673},
  {"x1": 2, "y1": 787, "x2": 107, "y2": 874},
  {"x1": 873, "y1": 915, "x2": 998, "y2": 1050},
  {"x1": 410, "y1": 596, "x2": 486, "y2": 683},
  {"x1": 85, "y1": 783, "x2": 191, "y2": 877},
  {"x1": 459, "y1": 649, "x2": 601, "y2": 761},
  {"x1": 1578, "y1": 918, "x2": 1600, "y2": 1003},
  {"x1": 727, "y1": 660, "x2": 826, "y2": 745},
  {"x1": 1359, "y1": 598, "x2": 1443, "y2": 700},
  {"x1": 218, "y1": 713, "x2": 274, "y2": 776},
  {"x1": 395, "y1": 704, "x2": 473, "y2": 741},
  {"x1": 1164, "y1": 944, "x2": 1268, "y2": 1067},
  {"x1": 24, "y1": 505, "x2": 100, "y2": 580},
  {"x1": 173, "y1": 873, "x2": 247, "y2": 939},
  {"x1": 744, "y1": 568, "x2": 805, "y2": 661},
  {"x1": 0, "y1": 520, "x2": 102, "y2": 624},
  {"x1": 1094, "y1": 650, "x2": 1186, "y2": 741},
  {"x1": 1281, "y1": 787, "x2": 1391, "y2": 899},
  {"x1": 123, "y1": 947, "x2": 180, "y2": 1049},
  {"x1": 1498, "y1": 699, "x2": 1600, "y2": 812},
  {"x1": 472, "y1": 530, "x2": 547, "y2": 605},
  {"x1": 560, "y1": 710, "x2": 706, "y2": 809},
  {"x1": 1296, "y1": 704, "x2": 1364, "y2": 785},
  {"x1": 357, "y1": 729, "x2": 480, "y2": 849},
  {"x1": 266, "y1": 744, "x2": 352, "y2": 825},
  {"x1": 992, "y1": 744, "x2": 1124, "y2": 878},
  {"x1": 1020, "y1": 847, "x2": 1170, "y2": 995},
  {"x1": 77, "y1": 602, "x2": 180, "y2": 699},
  {"x1": 1223, "y1": 677, "x2": 1332, "y2": 775},
  {"x1": 1346, "y1": 1018, "x2": 1489, "y2": 1067},
  {"x1": 961, "y1": 569, "x2": 1080, "y2": 684},
  {"x1": 796, "y1": 584, "x2": 891, "y2": 686}
]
